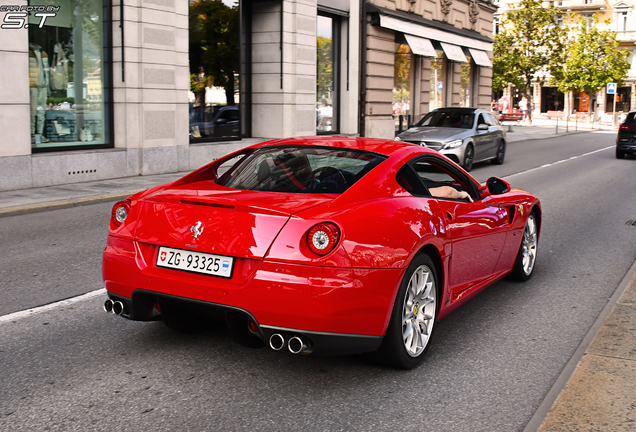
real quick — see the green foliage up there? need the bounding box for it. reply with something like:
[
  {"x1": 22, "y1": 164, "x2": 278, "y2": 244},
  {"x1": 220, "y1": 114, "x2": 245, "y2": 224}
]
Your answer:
[
  {"x1": 558, "y1": 14, "x2": 630, "y2": 97},
  {"x1": 189, "y1": 0, "x2": 240, "y2": 106},
  {"x1": 317, "y1": 36, "x2": 333, "y2": 98},
  {"x1": 493, "y1": 0, "x2": 566, "y2": 95},
  {"x1": 394, "y1": 44, "x2": 411, "y2": 94}
]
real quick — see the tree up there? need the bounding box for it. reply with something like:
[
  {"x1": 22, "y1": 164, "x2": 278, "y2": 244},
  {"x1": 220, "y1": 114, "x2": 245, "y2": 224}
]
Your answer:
[
  {"x1": 316, "y1": 36, "x2": 333, "y2": 101},
  {"x1": 493, "y1": 0, "x2": 566, "y2": 124},
  {"x1": 557, "y1": 14, "x2": 630, "y2": 117},
  {"x1": 189, "y1": 0, "x2": 240, "y2": 106},
  {"x1": 393, "y1": 44, "x2": 411, "y2": 114}
]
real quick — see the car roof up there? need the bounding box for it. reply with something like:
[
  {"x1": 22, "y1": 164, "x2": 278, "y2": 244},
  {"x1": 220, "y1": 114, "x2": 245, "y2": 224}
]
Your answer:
[
  {"x1": 431, "y1": 107, "x2": 479, "y2": 112},
  {"x1": 253, "y1": 136, "x2": 437, "y2": 158}
]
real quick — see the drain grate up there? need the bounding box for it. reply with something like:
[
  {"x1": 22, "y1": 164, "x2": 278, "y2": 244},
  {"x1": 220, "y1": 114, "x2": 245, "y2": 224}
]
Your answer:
[{"x1": 626, "y1": 220, "x2": 636, "y2": 226}]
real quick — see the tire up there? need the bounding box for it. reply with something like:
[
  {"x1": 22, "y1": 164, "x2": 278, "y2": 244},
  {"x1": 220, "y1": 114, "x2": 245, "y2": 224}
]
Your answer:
[
  {"x1": 491, "y1": 140, "x2": 506, "y2": 165},
  {"x1": 463, "y1": 144, "x2": 474, "y2": 171},
  {"x1": 159, "y1": 299, "x2": 208, "y2": 334},
  {"x1": 616, "y1": 148, "x2": 626, "y2": 159},
  {"x1": 377, "y1": 254, "x2": 439, "y2": 369},
  {"x1": 509, "y1": 212, "x2": 539, "y2": 281}
]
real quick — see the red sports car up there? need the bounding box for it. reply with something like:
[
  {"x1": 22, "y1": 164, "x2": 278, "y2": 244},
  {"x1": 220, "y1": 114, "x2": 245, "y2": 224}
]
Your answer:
[{"x1": 102, "y1": 137, "x2": 540, "y2": 369}]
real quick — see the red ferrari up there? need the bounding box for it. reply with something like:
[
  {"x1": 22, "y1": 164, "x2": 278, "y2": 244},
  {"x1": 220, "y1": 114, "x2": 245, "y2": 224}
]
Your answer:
[{"x1": 102, "y1": 137, "x2": 540, "y2": 369}]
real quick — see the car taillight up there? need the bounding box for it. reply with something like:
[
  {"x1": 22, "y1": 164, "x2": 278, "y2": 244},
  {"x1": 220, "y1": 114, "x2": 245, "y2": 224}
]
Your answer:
[
  {"x1": 111, "y1": 200, "x2": 131, "y2": 227},
  {"x1": 307, "y1": 223, "x2": 340, "y2": 256},
  {"x1": 619, "y1": 124, "x2": 632, "y2": 131}
]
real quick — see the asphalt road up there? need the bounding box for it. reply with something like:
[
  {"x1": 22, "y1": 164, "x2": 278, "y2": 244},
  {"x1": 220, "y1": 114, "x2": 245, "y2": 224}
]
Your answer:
[{"x1": 1, "y1": 131, "x2": 635, "y2": 431}]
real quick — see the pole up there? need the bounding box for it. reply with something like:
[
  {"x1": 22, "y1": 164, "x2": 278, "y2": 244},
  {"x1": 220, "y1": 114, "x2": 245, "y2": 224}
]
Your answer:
[{"x1": 613, "y1": 93, "x2": 617, "y2": 128}]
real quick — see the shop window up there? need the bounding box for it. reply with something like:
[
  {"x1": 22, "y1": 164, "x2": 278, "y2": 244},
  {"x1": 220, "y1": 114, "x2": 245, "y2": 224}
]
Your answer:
[
  {"x1": 429, "y1": 51, "x2": 447, "y2": 111},
  {"x1": 189, "y1": 0, "x2": 241, "y2": 142},
  {"x1": 28, "y1": 0, "x2": 111, "y2": 152},
  {"x1": 317, "y1": 14, "x2": 339, "y2": 134},
  {"x1": 459, "y1": 55, "x2": 472, "y2": 107},
  {"x1": 606, "y1": 87, "x2": 631, "y2": 113},
  {"x1": 394, "y1": 43, "x2": 413, "y2": 131}
]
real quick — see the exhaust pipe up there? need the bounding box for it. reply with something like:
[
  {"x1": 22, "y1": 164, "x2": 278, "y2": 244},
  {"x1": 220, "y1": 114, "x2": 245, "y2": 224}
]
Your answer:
[
  {"x1": 288, "y1": 335, "x2": 311, "y2": 355},
  {"x1": 112, "y1": 301, "x2": 125, "y2": 316},
  {"x1": 103, "y1": 299, "x2": 114, "y2": 313},
  {"x1": 269, "y1": 333, "x2": 285, "y2": 351}
]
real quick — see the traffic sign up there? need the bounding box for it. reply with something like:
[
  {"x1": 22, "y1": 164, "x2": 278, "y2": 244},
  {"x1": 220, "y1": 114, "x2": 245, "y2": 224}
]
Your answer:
[
  {"x1": 437, "y1": 82, "x2": 443, "y2": 93},
  {"x1": 607, "y1": 83, "x2": 617, "y2": 94}
]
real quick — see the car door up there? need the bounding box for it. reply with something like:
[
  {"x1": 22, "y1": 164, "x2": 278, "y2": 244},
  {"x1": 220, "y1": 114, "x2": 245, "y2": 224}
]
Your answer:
[
  {"x1": 474, "y1": 113, "x2": 497, "y2": 159},
  {"x1": 409, "y1": 157, "x2": 509, "y2": 296}
]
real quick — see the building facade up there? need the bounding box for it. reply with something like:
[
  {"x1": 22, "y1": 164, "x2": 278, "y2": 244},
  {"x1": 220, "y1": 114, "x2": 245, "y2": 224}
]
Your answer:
[
  {"x1": 0, "y1": 0, "x2": 496, "y2": 192},
  {"x1": 361, "y1": 0, "x2": 497, "y2": 138}
]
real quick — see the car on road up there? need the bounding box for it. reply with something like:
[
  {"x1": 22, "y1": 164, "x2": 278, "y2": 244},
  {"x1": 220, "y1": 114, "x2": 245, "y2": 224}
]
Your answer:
[
  {"x1": 616, "y1": 110, "x2": 636, "y2": 159},
  {"x1": 102, "y1": 137, "x2": 541, "y2": 369},
  {"x1": 395, "y1": 107, "x2": 507, "y2": 171}
]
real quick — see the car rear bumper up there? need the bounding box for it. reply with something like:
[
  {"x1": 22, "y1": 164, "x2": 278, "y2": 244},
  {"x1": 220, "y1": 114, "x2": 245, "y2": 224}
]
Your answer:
[
  {"x1": 617, "y1": 141, "x2": 636, "y2": 152},
  {"x1": 103, "y1": 236, "x2": 402, "y2": 353}
]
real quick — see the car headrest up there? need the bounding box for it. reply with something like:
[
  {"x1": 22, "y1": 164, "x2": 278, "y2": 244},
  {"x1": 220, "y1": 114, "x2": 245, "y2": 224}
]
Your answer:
[{"x1": 257, "y1": 160, "x2": 271, "y2": 183}]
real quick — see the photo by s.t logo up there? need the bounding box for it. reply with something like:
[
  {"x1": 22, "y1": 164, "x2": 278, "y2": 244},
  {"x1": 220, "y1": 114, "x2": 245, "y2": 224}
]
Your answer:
[{"x1": 1, "y1": 5, "x2": 60, "y2": 29}]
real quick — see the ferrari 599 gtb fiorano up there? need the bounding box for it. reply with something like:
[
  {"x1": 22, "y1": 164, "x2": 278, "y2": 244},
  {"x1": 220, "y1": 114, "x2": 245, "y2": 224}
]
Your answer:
[{"x1": 102, "y1": 137, "x2": 540, "y2": 369}]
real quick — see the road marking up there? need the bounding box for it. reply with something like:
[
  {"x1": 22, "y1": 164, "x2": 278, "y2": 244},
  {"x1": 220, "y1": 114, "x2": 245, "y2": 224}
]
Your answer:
[
  {"x1": 503, "y1": 146, "x2": 614, "y2": 180},
  {"x1": 0, "y1": 288, "x2": 105, "y2": 324}
]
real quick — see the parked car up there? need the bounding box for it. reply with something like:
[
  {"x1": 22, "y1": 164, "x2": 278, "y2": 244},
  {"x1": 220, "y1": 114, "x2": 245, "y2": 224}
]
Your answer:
[
  {"x1": 190, "y1": 105, "x2": 240, "y2": 139},
  {"x1": 616, "y1": 110, "x2": 636, "y2": 159},
  {"x1": 103, "y1": 137, "x2": 540, "y2": 369},
  {"x1": 395, "y1": 107, "x2": 507, "y2": 171}
]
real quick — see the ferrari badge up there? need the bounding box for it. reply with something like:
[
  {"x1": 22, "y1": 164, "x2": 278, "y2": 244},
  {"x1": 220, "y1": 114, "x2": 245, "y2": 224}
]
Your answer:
[{"x1": 191, "y1": 221, "x2": 204, "y2": 240}]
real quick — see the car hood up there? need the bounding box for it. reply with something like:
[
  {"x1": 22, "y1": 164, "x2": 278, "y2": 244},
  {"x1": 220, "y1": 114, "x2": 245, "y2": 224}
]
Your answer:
[
  {"x1": 134, "y1": 181, "x2": 334, "y2": 260},
  {"x1": 398, "y1": 127, "x2": 471, "y2": 143}
]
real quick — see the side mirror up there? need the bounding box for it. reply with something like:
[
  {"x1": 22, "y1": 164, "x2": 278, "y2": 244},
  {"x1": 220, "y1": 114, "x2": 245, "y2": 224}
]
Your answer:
[
  {"x1": 486, "y1": 177, "x2": 511, "y2": 195},
  {"x1": 477, "y1": 124, "x2": 489, "y2": 131},
  {"x1": 215, "y1": 118, "x2": 228, "y2": 125}
]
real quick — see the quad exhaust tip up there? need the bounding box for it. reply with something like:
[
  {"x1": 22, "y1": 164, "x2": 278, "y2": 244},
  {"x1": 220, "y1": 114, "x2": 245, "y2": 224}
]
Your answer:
[
  {"x1": 269, "y1": 333, "x2": 285, "y2": 351},
  {"x1": 268, "y1": 333, "x2": 312, "y2": 354},
  {"x1": 103, "y1": 299, "x2": 125, "y2": 316},
  {"x1": 288, "y1": 336, "x2": 308, "y2": 355}
]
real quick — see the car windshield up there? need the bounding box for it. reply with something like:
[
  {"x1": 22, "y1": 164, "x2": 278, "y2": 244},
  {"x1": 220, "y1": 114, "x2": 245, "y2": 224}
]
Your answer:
[
  {"x1": 218, "y1": 146, "x2": 386, "y2": 193},
  {"x1": 415, "y1": 111, "x2": 475, "y2": 129}
]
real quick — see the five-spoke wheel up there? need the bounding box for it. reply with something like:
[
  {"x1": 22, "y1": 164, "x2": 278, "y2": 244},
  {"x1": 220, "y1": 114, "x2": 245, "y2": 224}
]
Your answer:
[
  {"x1": 510, "y1": 212, "x2": 538, "y2": 281},
  {"x1": 401, "y1": 264, "x2": 437, "y2": 357},
  {"x1": 378, "y1": 254, "x2": 438, "y2": 369}
]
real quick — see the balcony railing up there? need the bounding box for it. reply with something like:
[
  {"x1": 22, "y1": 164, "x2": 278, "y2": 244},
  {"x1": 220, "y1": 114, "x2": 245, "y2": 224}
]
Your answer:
[
  {"x1": 616, "y1": 30, "x2": 636, "y2": 43},
  {"x1": 558, "y1": 0, "x2": 605, "y2": 10}
]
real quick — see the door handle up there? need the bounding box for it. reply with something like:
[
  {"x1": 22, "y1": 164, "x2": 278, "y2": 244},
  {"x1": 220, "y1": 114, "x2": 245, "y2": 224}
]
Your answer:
[{"x1": 446, "y1": 211, "x2": 454, "y2": 221}]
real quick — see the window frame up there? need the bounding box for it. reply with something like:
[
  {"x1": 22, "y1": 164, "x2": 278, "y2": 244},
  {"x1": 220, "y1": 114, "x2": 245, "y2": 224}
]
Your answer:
[
  {"x1": 316, "y1": 12, "x2": 341, "y2": 135},
  {"x1": 398, "y1": 155, "x2": 481, "y2": 202}
]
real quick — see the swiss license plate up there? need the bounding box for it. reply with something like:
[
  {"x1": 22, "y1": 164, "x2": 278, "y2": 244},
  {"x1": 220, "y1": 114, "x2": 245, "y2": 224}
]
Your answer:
[{"x1": 156, "y1": 246, "x2": 234, "y2": 278}]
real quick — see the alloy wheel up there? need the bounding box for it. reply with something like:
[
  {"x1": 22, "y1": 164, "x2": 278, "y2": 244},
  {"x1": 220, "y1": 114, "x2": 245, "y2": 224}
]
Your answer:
[
  {"x1": 401, "y1": 265, "x2": 437, "y2": 357},
  {"x1": 521, "y1": 215, "x2": 538, "y2": 275}
]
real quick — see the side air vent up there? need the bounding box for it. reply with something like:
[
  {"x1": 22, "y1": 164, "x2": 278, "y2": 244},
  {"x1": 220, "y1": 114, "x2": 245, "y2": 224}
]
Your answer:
[
  {"x1": 508, "y1": 206, "x2": 516, "y2": 224},
  {"x1": 180, "y1": 200, "x2": 234, "y2": 209}
]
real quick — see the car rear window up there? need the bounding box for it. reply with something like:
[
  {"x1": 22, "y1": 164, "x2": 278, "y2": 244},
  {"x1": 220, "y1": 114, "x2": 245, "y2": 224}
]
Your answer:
[
  {"x1": 217, "y1": 146, "x2": 386, "y2": 193},
  {"x1": 624, "y1": 112, "x2": 636, "y2": 124}
]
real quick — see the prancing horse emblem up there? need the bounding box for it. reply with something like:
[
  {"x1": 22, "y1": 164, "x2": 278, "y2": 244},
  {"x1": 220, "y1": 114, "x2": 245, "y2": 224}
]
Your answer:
[{"x1": 190, "y1": 221, "x2": 204, "y2": 240}]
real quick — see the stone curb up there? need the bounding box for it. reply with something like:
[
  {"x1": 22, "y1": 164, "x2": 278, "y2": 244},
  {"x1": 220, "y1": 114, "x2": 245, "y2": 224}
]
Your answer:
[
  {"x1": 523, "y1": 259, "x2": 636, "y2": 431},
  {"x1": 0, "y1": 191, "x2": 140, "y2": 218}
]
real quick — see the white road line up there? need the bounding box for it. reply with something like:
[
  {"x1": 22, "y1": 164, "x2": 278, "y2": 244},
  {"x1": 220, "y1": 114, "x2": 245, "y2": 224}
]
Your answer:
[
  {"x1": 0, "y1": 288, "x2": 105, "y2": 324},
  {"x1": 503, "y1": 146, "x2": 614, "y2": 180}
]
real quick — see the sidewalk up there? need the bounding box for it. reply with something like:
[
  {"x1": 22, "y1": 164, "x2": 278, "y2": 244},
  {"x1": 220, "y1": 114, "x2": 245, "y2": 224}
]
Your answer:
[
  {"x1": 503, "y1": 116, "x2": 617, "y2": 143},
  {"x1": 528, "y1": 261, "x2": 636, "y2": 431},
  {"x1": 0, "y1": 124, "x2": 632, "y2": 430}
]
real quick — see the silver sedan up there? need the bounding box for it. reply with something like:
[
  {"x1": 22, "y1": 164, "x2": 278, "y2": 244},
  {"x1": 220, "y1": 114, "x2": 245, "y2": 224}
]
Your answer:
[{"x1": 395, "y1": 107, "x2": 506, "y2": 171}]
